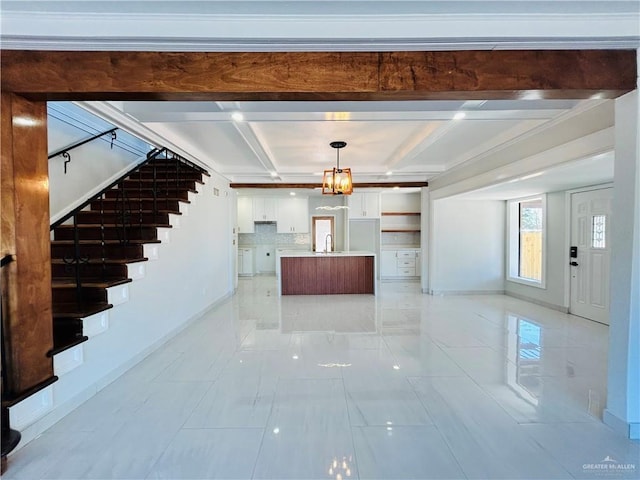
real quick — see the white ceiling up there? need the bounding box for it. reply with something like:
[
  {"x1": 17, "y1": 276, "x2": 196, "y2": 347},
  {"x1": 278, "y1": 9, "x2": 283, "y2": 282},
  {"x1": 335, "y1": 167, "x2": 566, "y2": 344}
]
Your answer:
[
  {"x1": 110, "y1": 98, "x2": 615, "y2": 199},
  {"x1": 3, "y1": 0, "x2": 630, "y2": 200}
]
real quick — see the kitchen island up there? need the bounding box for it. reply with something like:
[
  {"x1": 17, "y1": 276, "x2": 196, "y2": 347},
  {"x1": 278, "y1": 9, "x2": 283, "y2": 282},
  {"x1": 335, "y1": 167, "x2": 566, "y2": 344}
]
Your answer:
[{"x1": 277, "y1": 250, "x2": 376, "y2": 295}]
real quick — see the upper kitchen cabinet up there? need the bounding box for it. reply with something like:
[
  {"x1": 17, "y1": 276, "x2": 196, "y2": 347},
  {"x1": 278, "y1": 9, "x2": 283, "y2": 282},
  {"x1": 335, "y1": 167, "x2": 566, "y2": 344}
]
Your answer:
[
  {"x1": 348, "y1": 192, "x2": 380, "y2": 219},
  {"x1": 237, "y1": 196, "x2": 255, "y2": 233},
  {"x1": 253, "y1": 197, "x2": 277, "y2": 222},
  {"x1": 277, "y1": 197, "x2": 309, "y2": 233}
]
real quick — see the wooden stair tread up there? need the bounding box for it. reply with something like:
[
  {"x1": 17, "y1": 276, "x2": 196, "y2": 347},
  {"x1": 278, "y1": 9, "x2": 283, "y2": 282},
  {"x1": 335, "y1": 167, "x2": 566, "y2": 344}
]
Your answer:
[
  {"x1": 96, "y1": 197, "x2": 191, "y2": 202},
  {"x1": 52, "y1": 302, "x2": 113, "y2": 319},
  {"x1": 51, "y1": 239, "x2": 161, "y2": 245},
  {"x1": 50, "y1": 336, "x2": 89, "y2": 357},
  {"x1": 78, "y1": 209, "x2": 182, "y2": 216},
  {"x1": 125, "y1": 178, "x2": 204, "y2": 185},
  {"x1": 54, "y1": 223, "x2": 171, "y2": 228},
  {"x1": 51, "y1": 257, "x2": 149, "y2": 265},
  {"x1": 52, "y1": 278, "x2": 132, "y2": 288}
]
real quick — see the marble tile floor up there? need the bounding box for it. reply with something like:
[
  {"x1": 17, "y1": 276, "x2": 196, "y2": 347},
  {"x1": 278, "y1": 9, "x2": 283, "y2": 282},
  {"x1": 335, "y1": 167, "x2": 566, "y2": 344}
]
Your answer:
[{"x1": 5, "y1": 276, "x2": 639, "y2": 480}]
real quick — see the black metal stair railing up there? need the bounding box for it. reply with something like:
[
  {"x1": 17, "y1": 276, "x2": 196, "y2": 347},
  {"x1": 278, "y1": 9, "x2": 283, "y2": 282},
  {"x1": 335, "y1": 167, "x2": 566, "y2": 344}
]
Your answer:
[
  {"x1": 50, "y1": 147, "x2": 207, "y2": 308},
  {"x1": 49, "y1": 128, "x2": 118, "y2": 175}
]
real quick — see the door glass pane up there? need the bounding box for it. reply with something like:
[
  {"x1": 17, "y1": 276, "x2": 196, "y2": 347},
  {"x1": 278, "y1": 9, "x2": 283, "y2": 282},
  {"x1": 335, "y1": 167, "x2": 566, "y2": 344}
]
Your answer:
[{"x1": 591, "y1": 215, "x2": 606, "y2": 249}]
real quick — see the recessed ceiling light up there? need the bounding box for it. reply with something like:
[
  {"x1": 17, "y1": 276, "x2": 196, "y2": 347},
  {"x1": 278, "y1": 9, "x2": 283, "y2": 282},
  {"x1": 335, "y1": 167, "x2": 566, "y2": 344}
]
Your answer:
[
  {"x1": 453, "y1": 112, "x2": 466, "y2": 120},
  {"x1": 231, "y1": 112, "x2": 244, "y2": 122},
  {"x1": 290, "y1": 192, "x2": 296, "y2": 196},
  {"x1": 270, "y1": 172, "x2": 278, "y2": 177},
  {"x1": 393, "y1": 186, "x2": 400, "y2": 190},
  {"x1": 386, "y1": 171, "x2": 393, "y2": 176}
]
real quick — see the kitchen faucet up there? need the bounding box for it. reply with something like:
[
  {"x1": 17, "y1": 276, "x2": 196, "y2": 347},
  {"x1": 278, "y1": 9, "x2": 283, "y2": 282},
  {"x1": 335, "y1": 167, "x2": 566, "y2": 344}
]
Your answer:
[{"x1": 324, "y1": 233, "x2": 333, "y2": 253}]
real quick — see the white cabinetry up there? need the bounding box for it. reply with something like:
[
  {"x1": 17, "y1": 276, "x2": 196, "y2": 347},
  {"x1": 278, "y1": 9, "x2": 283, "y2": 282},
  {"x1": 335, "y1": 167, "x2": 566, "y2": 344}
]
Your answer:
[
  {"x1": 238, "y1": 248, "x2": 255, "y2": 276},
  {"x1": 348, "y1": 193, "x2": 380, "y2": 219},
  {"x1": 277, "y1": 197, "x2": 309, "y2": 233},
  {"x1": 237, "y1": 197, "x2": 255, "y2": 233},
  {"x1": 253, "y1": 197, "x2": 277, "y2": 222},
  {"x1": 380, "y1": 249, "x2": 421, "y2": 278}
]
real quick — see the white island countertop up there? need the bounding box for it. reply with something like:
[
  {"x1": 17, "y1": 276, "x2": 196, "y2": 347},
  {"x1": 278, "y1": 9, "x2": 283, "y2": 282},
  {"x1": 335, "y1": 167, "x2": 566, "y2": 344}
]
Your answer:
[{"x1": 277, "y1": 250, "x2": 375, "y2": 257}]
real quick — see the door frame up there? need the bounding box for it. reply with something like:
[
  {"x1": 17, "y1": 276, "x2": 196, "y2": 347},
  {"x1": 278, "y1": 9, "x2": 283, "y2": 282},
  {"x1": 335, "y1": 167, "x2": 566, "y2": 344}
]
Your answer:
[{"x1": 564, "y1": 183, "x2": 613, "y2": 318}]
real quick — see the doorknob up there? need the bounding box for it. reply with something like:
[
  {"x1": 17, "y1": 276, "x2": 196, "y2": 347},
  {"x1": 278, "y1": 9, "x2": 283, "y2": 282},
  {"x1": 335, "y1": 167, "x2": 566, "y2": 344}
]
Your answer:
[{"x1": 570, "y1": 261, "x2": 579, "y2": 266}]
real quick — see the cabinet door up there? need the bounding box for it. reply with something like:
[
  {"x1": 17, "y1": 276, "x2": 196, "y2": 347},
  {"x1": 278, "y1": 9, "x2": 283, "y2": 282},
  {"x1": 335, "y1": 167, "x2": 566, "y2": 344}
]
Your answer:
[
  {"x1": 253, "y1": 197, "x2": 277, "y2": 222},
  {"x1": 239, "y1": 248, "x2": 254, "y2": 275},
  {"x1": 362, "y1": 193, "x2": 380, "y2": 218},
  {"x1": 237, "y1": 197, "x2": 255, "y2": 233},
  {"x1": 277, "y1": 197, "x2": 309, "y2": 233},
  {"x1": 291, "y1": 197, "x2": 309, "y2": 233},
  {"x1": 276, "y1": 198, "x2": 294, "y2": 233},
  {"x1": 348, "y1": 193, "x2": 380, "y2": 219},
  {"x1": 347, "y1": 194, "x2": 366, "y2": 219},
  {"x1": 380, "y1": 250, "x2": 398, "y2": 277}
]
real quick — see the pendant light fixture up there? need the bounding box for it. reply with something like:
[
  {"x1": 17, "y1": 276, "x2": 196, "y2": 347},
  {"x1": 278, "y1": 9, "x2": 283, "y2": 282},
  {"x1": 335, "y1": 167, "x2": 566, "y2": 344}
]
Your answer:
[{"x1": 322, "y1": 141, "x2": 353, "y2": 195}]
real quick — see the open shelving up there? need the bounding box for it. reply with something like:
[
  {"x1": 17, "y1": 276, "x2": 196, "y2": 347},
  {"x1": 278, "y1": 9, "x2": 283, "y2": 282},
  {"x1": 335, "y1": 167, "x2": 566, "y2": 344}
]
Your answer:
[{"x1": 380, "y1": 211, "x2": 421, "y2": 232}]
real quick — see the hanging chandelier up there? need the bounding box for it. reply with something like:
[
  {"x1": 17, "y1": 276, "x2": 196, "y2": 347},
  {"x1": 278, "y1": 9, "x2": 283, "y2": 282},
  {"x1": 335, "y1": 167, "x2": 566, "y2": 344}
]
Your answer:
[{"x1": 322, "y1": 141, "x2": 353, "y2": 195}]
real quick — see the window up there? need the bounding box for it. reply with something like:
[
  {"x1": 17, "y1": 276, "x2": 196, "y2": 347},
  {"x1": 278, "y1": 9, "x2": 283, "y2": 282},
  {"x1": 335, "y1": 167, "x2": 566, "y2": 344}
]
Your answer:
[{"x1": 508, "y1": 196, "x2": 546, "y2": 287}]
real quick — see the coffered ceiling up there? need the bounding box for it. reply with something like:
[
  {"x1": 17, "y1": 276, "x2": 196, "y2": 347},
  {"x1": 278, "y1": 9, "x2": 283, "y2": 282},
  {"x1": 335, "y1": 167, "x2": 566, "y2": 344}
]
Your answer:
[{"x1": 113, "y1": 98, "x2": 593, "y2": 188}]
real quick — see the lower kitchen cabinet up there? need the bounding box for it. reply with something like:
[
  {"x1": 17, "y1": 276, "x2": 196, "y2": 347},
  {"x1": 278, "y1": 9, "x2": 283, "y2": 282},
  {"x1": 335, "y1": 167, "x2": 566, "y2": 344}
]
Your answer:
[
  {"x1": 238, "y1": 248, "x2": 255, "y2": 276},
  {"x1": 381, "y1": 248, "x2": 421, "y2": 279}
]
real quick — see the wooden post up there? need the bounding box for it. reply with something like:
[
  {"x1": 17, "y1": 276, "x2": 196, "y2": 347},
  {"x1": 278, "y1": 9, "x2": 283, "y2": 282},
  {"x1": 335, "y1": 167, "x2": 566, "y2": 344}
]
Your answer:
[{"x1": 1, "y1": 93, "x2": 54, "y2": 397}]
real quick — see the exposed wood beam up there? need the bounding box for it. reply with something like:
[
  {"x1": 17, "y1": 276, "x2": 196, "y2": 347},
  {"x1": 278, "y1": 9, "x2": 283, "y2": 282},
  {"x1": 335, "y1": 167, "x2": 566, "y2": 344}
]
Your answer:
[
  {"x1": 1, "y1": 50, "x2": 635, "y2": 101},
  {"x1": 229, "y1": 182, "x2": 428, "y2": 189}
]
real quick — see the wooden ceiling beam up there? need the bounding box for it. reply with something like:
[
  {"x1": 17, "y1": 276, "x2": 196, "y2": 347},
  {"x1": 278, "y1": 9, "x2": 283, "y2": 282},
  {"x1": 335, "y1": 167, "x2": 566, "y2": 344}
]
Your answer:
[
  {"x1": 229, "y1": 182, "x2": 428, "y2": 189},
  {"x1": 1, "y1": 50, "x2": 635, "y2": 101}
]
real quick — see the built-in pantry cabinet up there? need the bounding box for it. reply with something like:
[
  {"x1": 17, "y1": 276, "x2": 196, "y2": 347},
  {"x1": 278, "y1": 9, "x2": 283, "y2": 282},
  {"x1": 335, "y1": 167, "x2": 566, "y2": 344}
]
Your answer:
[
  {"x1": 276, "y1": 197, "x2": 309, "y2": 233},
  {"x1": 348, "y1": 192, "x2": 381, "y2": 219}
]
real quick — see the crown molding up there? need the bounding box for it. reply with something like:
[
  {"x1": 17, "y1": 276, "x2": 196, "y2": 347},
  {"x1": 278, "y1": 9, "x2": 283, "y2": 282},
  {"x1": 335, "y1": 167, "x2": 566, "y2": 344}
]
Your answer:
[{"x1": 1, "y1": 11, "x2": 638, "y2": 51}]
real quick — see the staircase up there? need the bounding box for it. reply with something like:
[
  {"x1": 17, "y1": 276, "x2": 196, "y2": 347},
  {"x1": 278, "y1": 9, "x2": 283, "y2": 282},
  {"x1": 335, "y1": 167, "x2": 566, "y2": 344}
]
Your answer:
[{"x1": 49, "y1": 151, "x2": 209, "y2": 354}]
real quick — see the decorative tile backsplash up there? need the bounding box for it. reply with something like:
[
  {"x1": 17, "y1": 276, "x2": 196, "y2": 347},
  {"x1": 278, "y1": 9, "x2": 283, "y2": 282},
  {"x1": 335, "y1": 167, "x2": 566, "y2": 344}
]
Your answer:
[
  {"x1": 239, "y1": 223, "x2": 310, "y2": 247},
  {"x1": 381, "y1": 231, "x2": 421, "y2": 247}
]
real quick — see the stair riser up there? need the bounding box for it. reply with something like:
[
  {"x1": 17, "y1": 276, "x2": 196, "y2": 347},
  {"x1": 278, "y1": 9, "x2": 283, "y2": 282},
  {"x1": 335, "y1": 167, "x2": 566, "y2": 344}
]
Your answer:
[
  {"x1": 51, "y1": 244, "x2": 144, "y2": 260},
  {"x1": 52, "y1": 263, "x2": 127, "y2": 279},
  {"x1": 104, "y1": 190, "x2": 190, "y2": 201},
  {"x1": 120, "y1": 179, "x2": 197, "y2": 190},
  {"x1": 89, "y1": 199, "x2": 182, "y2": 212},
  {"x1": 53, "y1": 318, "x2": 84, "y2": 336},
  {"x1": 75, "y1": 211, "x2": 170, "y2": 225},
  {"x1": 54, "y1": 227, "x2": 158, "y2": 242},
  {"x1": 52, "y1": 287, "x2": 107, "y2": 304},
  {"x1": 128, "y1": 171, "x2": 203, "y2": 181}
]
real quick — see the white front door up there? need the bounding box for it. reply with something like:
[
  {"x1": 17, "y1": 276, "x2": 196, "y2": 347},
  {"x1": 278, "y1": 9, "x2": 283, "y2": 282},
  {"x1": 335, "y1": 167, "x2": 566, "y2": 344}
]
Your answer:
[{"x1": 570, "y1": 188, "x2": 613, "y2": 325}]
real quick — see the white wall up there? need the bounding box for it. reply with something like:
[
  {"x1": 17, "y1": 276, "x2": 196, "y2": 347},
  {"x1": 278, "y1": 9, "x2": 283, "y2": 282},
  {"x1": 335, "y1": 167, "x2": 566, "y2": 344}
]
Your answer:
[
  {"x1": 605, "y1": 88, "x2": 640, "y2": 439},
  {"x1": 48, "y1": 103, "x2": 148, "y2": 222},
  {"x1": 15, "y1": 148, "x2": 236, "y2": 448},
  {"x1": 505, "y1": 191, "x2": 568, "y2": 311},
  {"x1": 429, "y1": 199, "x2": 505, "y2": 294}
]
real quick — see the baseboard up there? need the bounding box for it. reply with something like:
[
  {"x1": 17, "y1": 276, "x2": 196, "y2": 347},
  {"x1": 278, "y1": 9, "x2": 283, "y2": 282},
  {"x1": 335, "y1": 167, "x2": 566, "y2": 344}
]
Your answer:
[
  {"x1": 429, "y1": 289, "x2": 505, "y2": 296},
  {"x1": 381, "y1": 277, "x2": 420, "y2": 283},
  {"x1": 603, "y1": 409, "x2": 640, "y2": 440},
  {"x1": 505, "y1": 291, "x2": 569, "y2": 313},
  {"x1": 9, "y1": 290, "x2": 233, "y2": 453}
]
